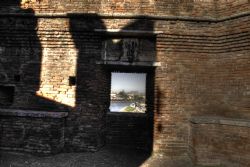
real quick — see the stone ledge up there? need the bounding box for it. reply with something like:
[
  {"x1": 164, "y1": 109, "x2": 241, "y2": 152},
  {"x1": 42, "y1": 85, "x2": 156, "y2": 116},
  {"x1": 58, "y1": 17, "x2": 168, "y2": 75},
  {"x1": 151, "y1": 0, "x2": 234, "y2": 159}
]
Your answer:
[
  {"x1": 0, "y1": 12, "x2": 249, "y2": 23},
  {"x1": 96, "y1": 61, "x2": 161, "y2": 67},
  {"x1": 190, "y1": 116, "x2": 250, "y2": 127},
  {"x1": 107, "y1": 112, "x2": 147, "y2": 117},
  {"x1": 94, "y1": 29, "x2": 163, "y2": 36},
  {"x1": 0, "y1": 109, "x2": 68, "y2": 118}
]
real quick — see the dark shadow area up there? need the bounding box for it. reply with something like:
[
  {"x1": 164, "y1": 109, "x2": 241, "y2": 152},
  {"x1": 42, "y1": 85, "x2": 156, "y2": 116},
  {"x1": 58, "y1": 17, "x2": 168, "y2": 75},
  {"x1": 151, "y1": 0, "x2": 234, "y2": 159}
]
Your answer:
[
  {"x1": 66, "y1": 13, "x2": 109, "y2": 152},
  {"x1": 0, "y1": 0, "x2": 70, "y2": 111},
  {"x1": 0, "y1": 0, "x2": 69, "y2": 156},
  {"x1": 105, "y1": 65, "x2": 155, "y2": 153},
  {"x1": 100, "y1": 19, "x2": 156, "y2": 158},
  {"x1": 69, "y1": 13, "x2": 156, "y2": 165},
  {"x1": 0, "y1": 1, "x2": 156, "y2": 166},
  {"x1": 156, "y1": 86, "x2": 164, "y2": 133},
  {"x1": 0, "y1": 0, "x2": 41, "y2": 109},
  {"x1": 0, "y1": 146, "x2": 153, "y2": 167},
  {"x1": 0, "y1": 0, "x2": 39, "y2": 158}
]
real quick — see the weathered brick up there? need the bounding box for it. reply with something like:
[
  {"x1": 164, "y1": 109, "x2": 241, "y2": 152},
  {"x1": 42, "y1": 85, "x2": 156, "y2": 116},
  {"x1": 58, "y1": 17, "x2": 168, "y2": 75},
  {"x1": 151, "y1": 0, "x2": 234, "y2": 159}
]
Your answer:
[{"x1": 0, "y1": 1, "x2": 249, "y2": 166}]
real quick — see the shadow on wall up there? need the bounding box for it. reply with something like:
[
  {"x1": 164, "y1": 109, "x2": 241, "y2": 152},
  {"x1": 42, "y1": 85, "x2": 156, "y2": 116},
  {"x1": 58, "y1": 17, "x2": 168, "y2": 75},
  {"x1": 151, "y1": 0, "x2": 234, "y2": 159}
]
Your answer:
[
  {"x1": 0, "y1": 1, "x2": 157, "y2": 166},
  {"x1": 67, "y1": 13, "x2": 157, "y2": 165},
  {"x1": 68, "y1": 13, "x2": 156, "y2": 153},
  {"x1": 67, "y1": 14, "x2": 109, "y2": 151},
  {"x1": 104, "y1": 18, "x2": 156, "y2": 153},
  {"x1": 0, "y1": 0, "x2": 71, "y2": 155},
  {"x1": 0, "y1": 0, "x2": 71, "y2": 111}
]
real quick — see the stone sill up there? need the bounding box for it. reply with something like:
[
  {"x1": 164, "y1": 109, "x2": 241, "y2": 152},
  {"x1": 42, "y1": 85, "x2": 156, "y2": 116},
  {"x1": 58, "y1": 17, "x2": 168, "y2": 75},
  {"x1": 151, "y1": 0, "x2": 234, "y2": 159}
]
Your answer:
[
  {"x1": 107, "y1": 112, "x2": 147, "y2": 118},
  {"x1": 96, "y1": 61, "x2": 161, "y2": 67},
  {"x1": 0, "y1": 109, "x2": 68, "y2": 118},
  {"x1": 190, "y1": 116, "x2": 250, "y2": 127}
]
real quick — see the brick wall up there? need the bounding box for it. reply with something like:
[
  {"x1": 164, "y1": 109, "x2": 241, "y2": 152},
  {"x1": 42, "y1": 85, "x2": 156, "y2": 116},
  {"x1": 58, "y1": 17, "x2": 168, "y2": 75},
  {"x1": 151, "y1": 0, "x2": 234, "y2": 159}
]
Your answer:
[
  {"x1": 0, "y1": 110, "x2": 67, "y2": 155},
  {"x1": 106, "y1": 113, "x2": 153, "y2": 150},
  {"x1": 190, "y1": 116, "x2": 250, "y2": 166},
  {"x1": 0, "y1": 0, "x2": 217, "y2": 18},
  {"x1": 153, "y1": 15, "x2": 250, "y2": 155},
  {"x1": 1, "y1": 0, "x2": 249, "y2": 19},
  {"x1": 0, "y1": 0, "x2": 249, "y2": 163},
  {"x1": 217, "y1": 0, "x2": 250, "y2": 17}
]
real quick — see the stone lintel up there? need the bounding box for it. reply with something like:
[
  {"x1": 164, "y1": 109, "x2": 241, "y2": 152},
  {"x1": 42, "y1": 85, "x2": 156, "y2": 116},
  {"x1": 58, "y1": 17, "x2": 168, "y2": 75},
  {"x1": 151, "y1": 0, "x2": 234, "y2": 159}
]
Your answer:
[
  {"x1": 96, "y1": 61, "x2": 161, "y2": 67},
  {"x1": 0, "y1": 109, "x2": 68, "y2": 118},
  {"x1": 190, "y1": 116, "x2": 250, "y2": 127}
]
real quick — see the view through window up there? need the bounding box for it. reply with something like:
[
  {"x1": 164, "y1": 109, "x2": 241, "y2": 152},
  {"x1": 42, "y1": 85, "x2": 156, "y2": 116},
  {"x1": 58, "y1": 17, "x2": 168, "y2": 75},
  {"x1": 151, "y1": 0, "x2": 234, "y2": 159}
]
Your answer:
[{"x1": 110, "y1": 72, "x2": 146, "y2": 113}]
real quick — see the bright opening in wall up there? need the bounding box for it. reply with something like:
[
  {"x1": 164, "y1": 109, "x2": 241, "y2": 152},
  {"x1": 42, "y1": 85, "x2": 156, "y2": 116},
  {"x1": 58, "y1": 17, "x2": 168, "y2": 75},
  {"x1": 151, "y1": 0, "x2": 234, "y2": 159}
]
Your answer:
[{"x1": 109, "y1": 72, "x2": 146, "y2": 113}]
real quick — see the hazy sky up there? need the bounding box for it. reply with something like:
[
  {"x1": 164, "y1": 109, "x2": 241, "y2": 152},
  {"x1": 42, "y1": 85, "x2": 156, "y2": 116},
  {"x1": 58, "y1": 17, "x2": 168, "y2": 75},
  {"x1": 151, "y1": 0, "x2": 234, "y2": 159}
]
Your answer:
[{"x1": 111, "y1": 72, "x2": 146, "y2": 93}]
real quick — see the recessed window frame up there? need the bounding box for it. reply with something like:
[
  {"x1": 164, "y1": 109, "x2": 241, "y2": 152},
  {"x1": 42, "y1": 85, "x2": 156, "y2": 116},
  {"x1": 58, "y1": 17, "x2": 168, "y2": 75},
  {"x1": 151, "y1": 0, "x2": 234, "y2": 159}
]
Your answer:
[
  {"x1": 106, "y1": 65, "x2": 155, "y2": 116},
  {"x1": 110, "y1": 72, "x2": 147, "y2": 113}
]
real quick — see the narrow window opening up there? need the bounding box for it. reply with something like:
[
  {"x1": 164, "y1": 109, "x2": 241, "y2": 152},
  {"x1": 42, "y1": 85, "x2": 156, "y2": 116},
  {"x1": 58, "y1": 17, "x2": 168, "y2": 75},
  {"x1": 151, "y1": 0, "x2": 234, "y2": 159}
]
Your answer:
[
  {"x1": 14, "y1": 74, "x2": 21, "y2": 82},
  {"x1": 69, "y1": 76, "x2": 76, "y2": 86},
  {"x1": 0, "y1": 85, "x2": 15, "y2": 106},
  {"x1": 109, "y1": 72, "x2": 146, "y2": 113}
]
